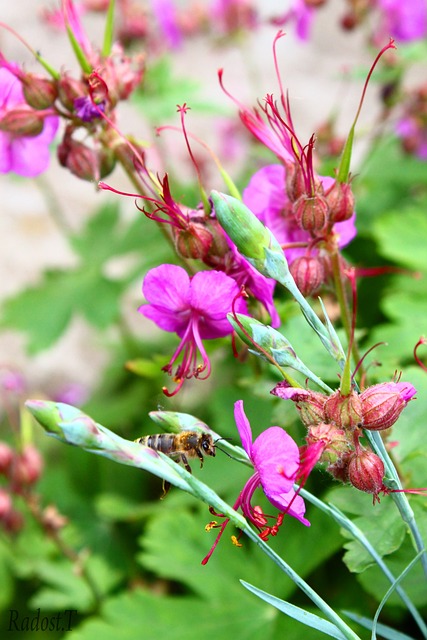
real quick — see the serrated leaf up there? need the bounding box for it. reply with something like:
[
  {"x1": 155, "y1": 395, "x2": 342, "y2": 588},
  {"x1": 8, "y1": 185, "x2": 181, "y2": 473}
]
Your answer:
[
  {"x1": 341, "y1": 506, "x2": 406, "y2": 573},
  {"x1": 0, "y1": 270, "x2": 74, "y2": 353},
  {"x1": 372, "y1": 205, "x2": 427, "y2": 271},
  {"x1": 28, "y1": 555, "x2": 121, "y2": 612}
]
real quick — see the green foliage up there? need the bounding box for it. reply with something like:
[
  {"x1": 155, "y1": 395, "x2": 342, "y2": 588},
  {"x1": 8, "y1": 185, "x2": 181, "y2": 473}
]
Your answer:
[{"x1": 0, "y1": 202, "x2": 167, "y2": 352}]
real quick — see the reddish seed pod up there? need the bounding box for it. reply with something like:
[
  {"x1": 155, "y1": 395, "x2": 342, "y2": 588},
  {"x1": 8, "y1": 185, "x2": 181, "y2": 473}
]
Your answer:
[
  {"x1": 326, "y1": 181, "x2": 355, "y2": 223},
  {"x1": 293, "y1": 193, "x2": 329, "y2": 233},
  {"x1": 0, "y1": 108, "x2": 44, "y2": 137},
  {"x1": 360, "y1": 382, "x2": 416, "y2": 431},
  {"x1": 324, "y1": 390, "x2": 363, "y2": 430},
  {"x1": 290, "y1": 255, "x2": 325, "y2": 297},
  {"x1": 348, "y1": 450, "x2": 385, "y2": 496}
]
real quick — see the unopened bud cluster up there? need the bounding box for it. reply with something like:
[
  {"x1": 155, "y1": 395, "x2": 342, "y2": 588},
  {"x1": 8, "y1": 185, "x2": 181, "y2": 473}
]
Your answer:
[
  {"x1": 1, "y1": 45, "x2": 145, "y2": 182},
  {"x1": 272, "y1": 380, "x2": 416, "y2": 498},
  {"x1": 0, "y1": 442, "x2": 43, "y2": 534},
  {"x1": 281, "y1": 159, "x2": 355, "y2": 296}
]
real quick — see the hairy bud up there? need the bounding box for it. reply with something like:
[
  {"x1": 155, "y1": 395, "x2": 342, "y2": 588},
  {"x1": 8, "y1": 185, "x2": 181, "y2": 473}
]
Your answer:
[
  {"x1": 348, "y1": 449, "x2": 384, "y2": 496},
  {"x1": 290, "y1": 255, "x2": 325, "y2": 296},
  {"x1": 326, "y1": 181, "x2": 355, "y2": 223},
  {"x1": 293, "y1": 193, "x2": 329, "y2": 233},
  {"x1": 324, "y1": 390, "x2": 363, "y2": 430},
  {"x1": 22, "y1": 74, "x2": 58, "y2": 110},
  {"x1": 0, "y1": 108, "x2": 44, "y2": 137},
  {"x1": 360, "y1": 381, "x2": 416, "y2": 431}
]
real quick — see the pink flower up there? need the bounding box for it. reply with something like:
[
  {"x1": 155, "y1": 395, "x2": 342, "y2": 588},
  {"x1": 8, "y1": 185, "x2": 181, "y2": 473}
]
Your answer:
[
  {"x1": 377, "y1": 0, "x2": 426, "y2": 42},
  {"x1": 202, "y1": 400, "x2": 309, "y2": 563},
  {"x1": 0, "y1": 68, "x2": 59, "y2": 177},
  {"x1": 151, "y1": 0, "x2": 183, "y2": 49},
  {"x1": 243, "y1": 164, "x2": 357, "y2": 263},
  {"x1": 270, "y1": 0, "x2": 315, "y2": 41},
  {"x1": 139, "y1": 264, "x2": 247, "y2": 395}
]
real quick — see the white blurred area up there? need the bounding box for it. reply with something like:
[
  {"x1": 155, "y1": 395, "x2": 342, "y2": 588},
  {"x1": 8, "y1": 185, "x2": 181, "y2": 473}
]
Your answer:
[{"x1": 0, "y1": 0, "x2": 377, "y2": 398}]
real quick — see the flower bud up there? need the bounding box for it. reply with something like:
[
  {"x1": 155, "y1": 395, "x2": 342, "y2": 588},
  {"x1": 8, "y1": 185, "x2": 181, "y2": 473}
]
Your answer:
[
  {"x1": 348, "y1": 449, "x2": 384, "y2": 496},
  {"x1": 22, "y1": 74, "x2": 58, "y2": 110},
  {"x1": 293, "y1": 193, "x2": 329, "y2": 233},
  {"x1": 0, "y1": 108, "x2": 44, "y2": 137},
  {"x1": 360, "y1": 381, "x2": 416, "y2": 431},
  {"x1": 211, "y1": 191, "x2": 285, "y2": 276},
  {"x1": 174, "y1": 222, "x2": 214, "y2": 259},
  {"x1": 284, "y1": 160, "x2": 306, "y2": 202},
  {"x1": 2, "y1": 509, "x2": 24, "y2": 534},
  {"x1": 58, "y1": 75, "x2": 87, "y2": 111},
  {"x1": 0, "y1": 488, "x2": 12, "y2": 519},
  {"x1": 290, "y1": 255, "x2": 325, "y2": 296},
  {"x1": 324, "y1": 390, "x2": 362, "y2": 430},
  {"x1": 10, "y1": 445, "x2": 43, "y2": 488},
  {"x1": 325, "y1": 181, "x2": 355, "y2": 223},
  {"x1": 271, "y1": 384, "x2": 327, "y2": 427},
  {"x1": 306, "y1": 422, "x2": 349, "y2": 464},
  {"x1": 58, "y1": 132, "x2": 116, "y2": 181},
  {"x1": 0, "y1": 443, "x2": 14, "y2": 475}
]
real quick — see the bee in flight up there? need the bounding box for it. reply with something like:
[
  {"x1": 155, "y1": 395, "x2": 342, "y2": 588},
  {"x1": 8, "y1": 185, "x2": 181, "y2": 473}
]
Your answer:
[{"x1": 135, "y1": 431, "x2": 216, "y2": 497}]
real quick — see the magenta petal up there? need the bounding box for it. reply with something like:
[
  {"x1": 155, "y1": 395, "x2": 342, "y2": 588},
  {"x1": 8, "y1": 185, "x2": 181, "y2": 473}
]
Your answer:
[
  {"x1": 396, "y1": 381, "x2": 417, "y2": 402},
  {"x1": 190, "y1": 270, "x2": 238, "y2": 316},
  {"x1": 142, "y1": 264, "x2": 191, "y2": 310},
  {"x1": 266, "y1": 485, "x2": 310, "y2": 526},
  {"x1": 252, "y1": 427, "x2": 300, "y2": 495},
  {"x1": 138, "y1": 303, "x2": 189, "y2": 334},
  {"x1": 234, "y1": 400, "x2": 253, "y2": 458},
  {"x1": 9, "y1": 115, "x2": 59, "y2": 177}
]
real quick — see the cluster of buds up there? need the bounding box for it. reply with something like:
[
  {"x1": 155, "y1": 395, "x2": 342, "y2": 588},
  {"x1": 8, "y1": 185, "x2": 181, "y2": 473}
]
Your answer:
[
  {"x1": 283, "y1": 151, "x2": 355, "y2": 297},
  {"x1": 0, "y1": 442, "x2": 43, "y2": 533},
  {"x1": 1, "y1": 0, "x2": 145, "y2": 181},
  {"x1": 272, "y1": 379, "x2": 417, "y2": 500}
]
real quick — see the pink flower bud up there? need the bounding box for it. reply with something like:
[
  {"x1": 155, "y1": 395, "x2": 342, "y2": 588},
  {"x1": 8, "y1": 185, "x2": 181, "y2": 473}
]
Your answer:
[
  {"x1": 0, "y1": 108, "x2": 44, "y2": 137},
  {"x1": 0, "y1": 443, "x2": 14, "y2": 475},
  {"x1": 290, "y1": 255, "x2": 325, "y2": 296},
  {"x1": 293, "y1": 193, "x2": 329, "y2": 233},
  {"x1": 306, "y1": 423, "x2": 349, "y2": 464},
  {"x1": 348, "y1": 449, "x2": 385, "y2": 496},
  {"x1": 22, "y1": 74, "x2": 58, "y2": 110},
  {"x1": 10, "y1": 445, "x2": 43, "y2": 488},
  {"x1": 0, "y1": 489, "x2": 12, "y2": 518},
  {"x1": 2, "y1": 509, "x2": 24, "y2": 534},
  {"x1": 270, "y1": 384, "x2": 327, "y2": 427},
  {"x1": 174, "y1": 222, "x2": 214, "y2": 260},
  {"x1": 325, "y1": 181, "x2": 355, "y2": 223},
  {"x1": 58, "y1": 130, "x2": 116, "y2": 181},
  {"x1": 284, "y1": 160, "x2": 307, "y2": 202},
  {"x1": 324, "y1": 390, "x2": 363, "y2": 430},
  {"x1": 360, "y1": 381, "x2": 417, "y2": 431},
  {"x1": 58, "y1": 75, "x2": 87, "y2": 111}
]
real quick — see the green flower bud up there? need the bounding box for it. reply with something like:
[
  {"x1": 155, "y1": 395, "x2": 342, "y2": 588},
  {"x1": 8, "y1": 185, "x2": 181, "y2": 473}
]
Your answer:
[{"x1": 211, "y1": 191, "x2": 285, "y2": 276}]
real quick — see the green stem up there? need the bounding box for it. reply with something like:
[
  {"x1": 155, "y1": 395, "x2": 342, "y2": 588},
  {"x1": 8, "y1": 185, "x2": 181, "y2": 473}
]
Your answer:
[
  {"x1": 366, "y1": 431, "x2": 427, "y2": 580},
  {"x1": 300, "y1": 488, "x2": 427, "y2": 638},
  {"x1": 240, "y1": 522, "x2": 362, "y2": 640}
]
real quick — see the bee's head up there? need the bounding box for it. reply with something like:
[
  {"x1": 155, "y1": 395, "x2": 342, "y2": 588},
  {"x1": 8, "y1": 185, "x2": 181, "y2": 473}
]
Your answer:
[{"x1": 201, "y1": 434, "x2": 216, "y2": 457}]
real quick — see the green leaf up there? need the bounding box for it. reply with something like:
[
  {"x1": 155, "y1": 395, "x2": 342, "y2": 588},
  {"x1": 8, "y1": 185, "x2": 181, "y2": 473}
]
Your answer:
[
  {"x1": 0, "y1": 270, "x2": 74, "y2": 353},
  {"x1": 341, "y1": 506, "x2": 406, "y2": 573},
  {"x1": 28, "y1": 556, "x2": 119, "y2": 612},
  {"x1": 372, "y1": 205, "x2": 427, "y2": 271},
  {"x1": 0, "y1": 267, "x2": 121, "y2": 352},
  {"x1": 342, "y1": 611, "x2": 417, "y2": 640}
]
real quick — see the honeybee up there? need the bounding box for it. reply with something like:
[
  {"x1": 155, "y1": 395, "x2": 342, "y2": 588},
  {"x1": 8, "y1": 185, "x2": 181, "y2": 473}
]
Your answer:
[{"x1": 135, "y1": 431, "x2": 216, "y2": 496}]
